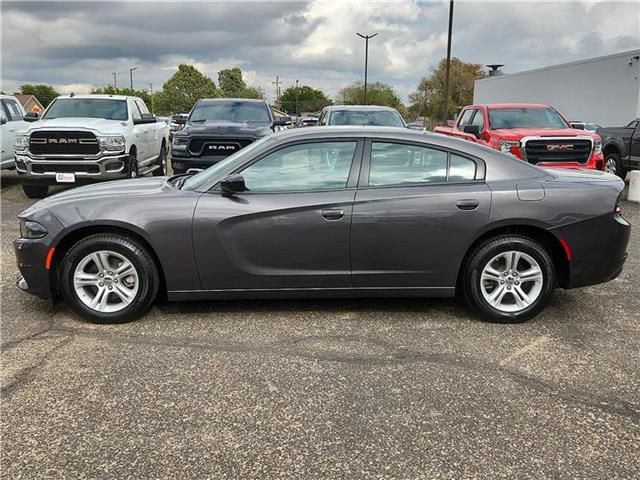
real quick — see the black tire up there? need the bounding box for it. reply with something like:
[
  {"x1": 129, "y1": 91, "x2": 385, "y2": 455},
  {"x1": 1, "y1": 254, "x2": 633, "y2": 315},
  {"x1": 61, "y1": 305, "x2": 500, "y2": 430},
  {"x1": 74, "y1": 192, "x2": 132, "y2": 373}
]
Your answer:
[
  {"x1": 462, "y1": 235, "x2": 555, "y2": 323},
  {"x1": 604, "y1": 152, "x2": 626, "y2": 179},
  {"x1": 153, "y1": 144, "x2": 166, "y2": 177},
  {"x1": 22, "y1": 184, "x2": 48, "y2": 198},
  {"x1": 128, "y1": 150, "x2": 139, "y2": 179},
  {"x1": 59, "y1": 233, "x2": 160, "y2": 324}
]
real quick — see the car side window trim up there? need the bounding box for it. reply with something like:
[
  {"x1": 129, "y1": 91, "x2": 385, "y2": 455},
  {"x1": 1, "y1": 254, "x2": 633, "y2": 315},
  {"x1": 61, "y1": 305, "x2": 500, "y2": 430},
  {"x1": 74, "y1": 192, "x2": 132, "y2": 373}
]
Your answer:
[
  {"x1": 204, "y1": 138, "x2": 365, "y2": 194},
  {"x1": 358, "y1": 138, "x2": 486, "y2": 189}
]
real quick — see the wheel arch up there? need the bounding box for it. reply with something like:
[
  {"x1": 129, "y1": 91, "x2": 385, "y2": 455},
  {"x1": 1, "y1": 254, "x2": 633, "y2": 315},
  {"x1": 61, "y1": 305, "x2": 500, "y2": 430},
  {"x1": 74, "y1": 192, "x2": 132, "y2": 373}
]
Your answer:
[
  {"x1": 457, "y1": 223, "x2": 570, "y2": 290},
  {"x1": 602, "y1": 141, "x2": 621, "y2": 158},
  {"x1": 49, "y1": 223, "x2": 167, "y2": 300}
]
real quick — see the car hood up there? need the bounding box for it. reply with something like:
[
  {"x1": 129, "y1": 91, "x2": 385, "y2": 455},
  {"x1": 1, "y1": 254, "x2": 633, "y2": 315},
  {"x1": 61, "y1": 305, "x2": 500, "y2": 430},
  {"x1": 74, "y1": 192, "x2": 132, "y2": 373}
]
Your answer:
[
  {"x1": 492, "y1": 128, "x2": 598, "y2": 140},
  {"x1": 22, "y1": 117, "x2": 129, "y2": 135},
  {"x1": 182, "y1": 120, "x2": 271, "y2": 137},
  {"x1": 20, "y1": 177, "x2": 169, "y2": 218}
]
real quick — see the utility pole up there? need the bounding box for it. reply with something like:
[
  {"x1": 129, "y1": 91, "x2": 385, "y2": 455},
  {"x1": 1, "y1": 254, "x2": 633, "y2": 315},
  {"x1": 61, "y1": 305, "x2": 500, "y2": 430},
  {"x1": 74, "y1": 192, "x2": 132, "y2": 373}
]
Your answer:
[
  {"x1": 272, "y1": 76, "x2": 282, "y2": 109},
  {"x1": 356, "y1": 32, "x2": 377, "y2": 105},
  {"x1": 149, "y1": 83, "x2": 153, "y2": 113},
  {"x1": 112, "y1": 72, "x2": 117, "y2": 89},
  {"x1": 295, "y1": 79, "x2": 299, "y2": 119},
  {"x1": 129, "y1": 66, "x2": 137, "y2": 90},
  {"x1": 442, "y1": 0, "x2": 454, "y2": 124}
]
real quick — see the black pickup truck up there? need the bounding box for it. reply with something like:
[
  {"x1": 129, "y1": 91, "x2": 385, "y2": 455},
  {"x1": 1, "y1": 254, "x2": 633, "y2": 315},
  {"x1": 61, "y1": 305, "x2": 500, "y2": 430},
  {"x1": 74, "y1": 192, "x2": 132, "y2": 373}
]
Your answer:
[
  {"x1": 598, "y1": 118, "x2": 640, "y2": 178},
  {"x1": 171, "y1": 98, "x2": 287, "y2": 174}
]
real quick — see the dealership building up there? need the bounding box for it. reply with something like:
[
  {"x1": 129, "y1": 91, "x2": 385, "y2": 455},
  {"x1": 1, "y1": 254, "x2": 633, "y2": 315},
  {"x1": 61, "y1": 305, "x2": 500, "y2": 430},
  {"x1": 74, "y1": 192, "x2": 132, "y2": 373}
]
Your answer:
[{"x1": 473, "y1": 49, "x2": 640, "y2": 127}]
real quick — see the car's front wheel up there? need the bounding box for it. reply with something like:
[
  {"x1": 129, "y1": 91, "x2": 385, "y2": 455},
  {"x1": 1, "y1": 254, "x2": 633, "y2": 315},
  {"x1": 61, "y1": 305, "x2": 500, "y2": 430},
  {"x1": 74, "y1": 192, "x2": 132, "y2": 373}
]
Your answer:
[
  {"x1": 462, "y1": 235, "x2": 555, "y2": 323},
  {"x1": 153, "y1": 144, "x2": 166, "y2": 176},
  {"x1": 60, "y1": 233, "x2": 159, "y2": 323},
  {"x1": 604, "y1": 152, "x2": 626, "y2": 179}
]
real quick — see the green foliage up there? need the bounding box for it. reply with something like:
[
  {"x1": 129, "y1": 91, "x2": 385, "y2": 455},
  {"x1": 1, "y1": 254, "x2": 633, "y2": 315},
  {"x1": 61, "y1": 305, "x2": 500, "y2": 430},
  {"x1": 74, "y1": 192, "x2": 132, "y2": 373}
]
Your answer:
[
  {"x1": 337, "y1": 82, "x2": 404, "y2": 109},
  {"x1": 91, "y1": 86, "x2": 153, "y2": 110},
  {"x1": 19, "y1": 84, "x2": 59, "y2": 107},
  {"x1": 280, "y1": 85, "x2": 332, "y2": 114},
  {"x1": 218, "y1": 67, "x2": 264, "y2": 99},
  {"x1": 153, "y1": 64, "x2": 219, "y2": 115},
  {"x1": 409, "y1": 58, "x2": 487, "y2": 121}
]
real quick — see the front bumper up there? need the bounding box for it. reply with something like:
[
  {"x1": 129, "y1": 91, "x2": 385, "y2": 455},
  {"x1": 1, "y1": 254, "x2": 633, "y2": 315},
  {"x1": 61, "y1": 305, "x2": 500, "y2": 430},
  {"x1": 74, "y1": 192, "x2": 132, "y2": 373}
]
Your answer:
[
  {"x1": 170, "y1": 155, "x2": 227, "y2": 172},
  {"x1": 15, "y1": 152, "x2": 130, "y2": 185},
  {"x1": 14, "y1": 238, "x2": 55, "y2": 300},
  {"x1": 552, "y1": 212, "x2": 631, "y2": 289}
]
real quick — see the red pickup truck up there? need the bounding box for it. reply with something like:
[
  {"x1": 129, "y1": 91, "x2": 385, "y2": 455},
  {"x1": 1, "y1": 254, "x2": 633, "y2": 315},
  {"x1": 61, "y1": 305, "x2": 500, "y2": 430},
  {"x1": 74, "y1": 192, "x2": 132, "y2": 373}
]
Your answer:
[{"x1": 434, "y1": 103, "x2": 604, "y2": 171}]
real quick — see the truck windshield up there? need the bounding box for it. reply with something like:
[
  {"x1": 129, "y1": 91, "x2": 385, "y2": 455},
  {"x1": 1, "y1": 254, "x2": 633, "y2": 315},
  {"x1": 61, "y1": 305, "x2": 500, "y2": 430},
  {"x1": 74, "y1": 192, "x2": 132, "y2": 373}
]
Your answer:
[
  {"x1": 329, "y1": 110, "x2": 405, "y2": 127},
  {"x1": 189, "y1": 101, "x2": 271, "y2": 124},
  {"x1": 43, "y1": 98, "x2": 128, "y2": 121},
  {"x1": 488, "y1": 108, "x2": 568, "y2": 130}
]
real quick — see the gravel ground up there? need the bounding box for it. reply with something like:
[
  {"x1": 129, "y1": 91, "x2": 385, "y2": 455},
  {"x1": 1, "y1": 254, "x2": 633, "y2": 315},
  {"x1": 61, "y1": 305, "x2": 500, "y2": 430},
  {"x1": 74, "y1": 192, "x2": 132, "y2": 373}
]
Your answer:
[{"x1": 1, "y1": 170, "x2": 639, "y2": 479}]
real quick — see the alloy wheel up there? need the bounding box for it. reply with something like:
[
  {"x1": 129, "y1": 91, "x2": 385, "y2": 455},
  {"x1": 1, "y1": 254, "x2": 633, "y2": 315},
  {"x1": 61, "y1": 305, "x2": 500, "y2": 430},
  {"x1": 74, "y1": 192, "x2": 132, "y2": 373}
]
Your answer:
[
  {"x1": 73, "y1": 250, "x2": 139, "y2": 313},
  {"x1": 605, "y1": 157, "x2": 617, "y2": 175},
  {"x1": 480, "y1": 250, "x2": 544, "y2": 313}
]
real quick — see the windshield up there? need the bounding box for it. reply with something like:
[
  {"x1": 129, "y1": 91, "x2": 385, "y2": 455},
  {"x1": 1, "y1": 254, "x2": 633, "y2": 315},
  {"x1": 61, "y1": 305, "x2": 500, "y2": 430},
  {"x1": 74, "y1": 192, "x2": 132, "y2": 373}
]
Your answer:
[
  {"x1": 189, "y1": 101, "x2": 271, "y2": 124},
  {"x1": 329, "y1": 110, "x2": 405, "y2": 127},
  {"x1": 43, "y1": 98, "x2": 128, "y2": 120},
  {"x1": 182, "y1": 135, "x2": 274, "y2": 191},
  {"x1": 488, "y1": 108, "x2": 568, "y2": 130}
]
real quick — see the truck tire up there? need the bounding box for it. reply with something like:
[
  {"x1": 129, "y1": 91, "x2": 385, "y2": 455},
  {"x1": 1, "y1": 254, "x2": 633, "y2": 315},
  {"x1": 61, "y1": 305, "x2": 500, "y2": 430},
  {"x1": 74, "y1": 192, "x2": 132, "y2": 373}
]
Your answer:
[
  {"x1": 22, "y1": 184, "x2": 48, "y2": 199},
  {"x1": 128, "y1": 150, "x2": 139, "y2": 179},
  {"x1": 605, "y1": 152, "x2": 626, "y2": 179},
  {"x1": 152, "y1": 144, "x2": 166, "y2": 176}
]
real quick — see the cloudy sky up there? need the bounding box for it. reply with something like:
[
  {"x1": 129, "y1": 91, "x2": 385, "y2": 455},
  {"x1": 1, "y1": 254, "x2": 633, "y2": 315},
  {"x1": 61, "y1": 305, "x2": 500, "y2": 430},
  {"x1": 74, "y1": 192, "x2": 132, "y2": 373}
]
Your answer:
[{"x1": 1, "y1": 0, "x2": 638, "y2": 103}]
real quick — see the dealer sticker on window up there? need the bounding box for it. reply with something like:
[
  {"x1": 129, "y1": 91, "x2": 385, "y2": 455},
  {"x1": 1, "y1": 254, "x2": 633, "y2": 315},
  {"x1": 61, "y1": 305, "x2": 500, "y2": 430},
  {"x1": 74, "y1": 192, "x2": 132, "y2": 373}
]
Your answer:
[{"x1": 55, "y1": 173, "x2": 76, "y2": 183}]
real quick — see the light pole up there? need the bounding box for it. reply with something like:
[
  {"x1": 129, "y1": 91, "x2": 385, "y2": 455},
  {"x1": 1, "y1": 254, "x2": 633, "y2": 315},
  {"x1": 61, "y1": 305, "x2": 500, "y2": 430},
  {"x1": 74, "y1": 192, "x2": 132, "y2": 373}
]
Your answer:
[
  {"x1": 295, "y1": 79, "x2": 299, "y2": 120},
  {"x1": 356, "y1": 32, "x2": 377, "y2": 105},
  {"x1": 129, "y1": 66, "x2": 137, "y2": 90},
  {"x1": 112, "y1": 72, "x2": 118, "y2": 89},
  {"x1": 442, "y1": 0, "x2": 454, "y2": 124}
]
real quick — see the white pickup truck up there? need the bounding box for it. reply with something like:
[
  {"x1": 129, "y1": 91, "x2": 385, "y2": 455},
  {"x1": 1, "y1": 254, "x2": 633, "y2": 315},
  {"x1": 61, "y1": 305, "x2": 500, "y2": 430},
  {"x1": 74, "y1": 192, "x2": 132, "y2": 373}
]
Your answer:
[
  {"x1": 14, "y1": 94, "x2": 170, "y2": 198},
  {"x1": 1, "y1": 94, "x2": 29, "y2": 170}
]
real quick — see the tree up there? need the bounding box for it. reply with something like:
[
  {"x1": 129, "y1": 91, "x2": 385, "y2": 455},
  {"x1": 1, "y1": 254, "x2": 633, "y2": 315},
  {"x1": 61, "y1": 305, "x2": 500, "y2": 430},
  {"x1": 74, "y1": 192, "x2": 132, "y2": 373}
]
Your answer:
[
  {"x1": 91, "y1": 86, "x2": 153, "y2": 110},
  {"x1": 153, "y1": 64, "x2": 219, "y2": 114},
  {"x1": 279, "y1": 85, "x2": 332, "y2": 114},
  {"x1": 19, "y1": 84, "x2": 59, "y2": 108},
  {"x1": 337, "y1": 82, "x2": 404, "y2": 109},
  {"x1": 218, "y1": 67, "x2": 264, "y2": 99},
  {"x1": 409, "y1": 58, "x2": 487, "y2": 122}
]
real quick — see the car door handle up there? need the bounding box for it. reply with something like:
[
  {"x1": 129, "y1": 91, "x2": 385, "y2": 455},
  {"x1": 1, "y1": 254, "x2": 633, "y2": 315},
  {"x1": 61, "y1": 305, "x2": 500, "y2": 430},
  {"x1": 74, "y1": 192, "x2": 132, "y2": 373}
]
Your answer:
[
  {"x1": 321, "y1": 209, "x2": 345, "y2": 221},
  {"x1": 456, "y1": 199, "x2": 480, "y2": 210}
]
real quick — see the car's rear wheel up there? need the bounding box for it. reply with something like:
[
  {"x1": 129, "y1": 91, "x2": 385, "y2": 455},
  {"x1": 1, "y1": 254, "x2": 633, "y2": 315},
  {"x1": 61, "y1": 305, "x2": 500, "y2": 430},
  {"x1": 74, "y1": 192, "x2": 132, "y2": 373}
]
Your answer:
[
  {"x1": 60, "y1": 234, "x2": 159, "y2": 323},
  {"x1": 153, "y1": 144, "x2": 166, "y2": 176},
  {"x1": 462, "y1": 235, "x2": 555, "y2": 323},
  {"x1": 22, "y1": 184, "x2": 48, "y2": 198}
]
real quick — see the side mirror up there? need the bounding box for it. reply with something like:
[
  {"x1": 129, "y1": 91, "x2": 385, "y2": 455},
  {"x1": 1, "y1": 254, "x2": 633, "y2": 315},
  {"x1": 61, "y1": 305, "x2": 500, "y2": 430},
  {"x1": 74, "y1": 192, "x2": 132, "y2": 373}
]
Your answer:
[
  {"x1": 133, "y1": 114, "x2": 157, "y2": 125},
  {"x1": 24, "y1": 112, "x2": 39, "y2": 122},
  {"x1": 570, "y1": 123, "x2": 585, "y2": 130},
  {"x1": 173, "y1": 116, "x2": 187, "y2": 125},
  {"x1": 0, "y1": 116, "x2": 6, "y2": 125},
  {"x1": 462, "y1": 124, "x2": 481, "y2": 138},
  {"x1": 272, "y1": 118, "x2": 288, "y2": 128},
  {"x1": 220, "y1": 174, "x2": 247, "y2": 196}
]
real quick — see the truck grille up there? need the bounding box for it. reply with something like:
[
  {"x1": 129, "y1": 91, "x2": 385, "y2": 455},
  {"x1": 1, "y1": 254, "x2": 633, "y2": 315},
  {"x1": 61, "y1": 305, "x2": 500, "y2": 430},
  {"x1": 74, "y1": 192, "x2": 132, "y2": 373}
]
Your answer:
[
  {"x1": 523, "y1": 139, "x2": 592, "y2": 165},
  {"x1": 188, "y1": 138, "x2": 254, "y2": 157},
  {"x1": 29, "y1": 131, "x2": 100, "y2": 156}
]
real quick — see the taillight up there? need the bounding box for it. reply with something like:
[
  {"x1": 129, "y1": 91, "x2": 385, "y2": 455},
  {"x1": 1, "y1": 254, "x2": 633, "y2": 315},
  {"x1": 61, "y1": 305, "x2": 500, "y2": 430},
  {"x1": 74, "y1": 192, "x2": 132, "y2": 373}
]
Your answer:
[{"x1": 615, "y1": 192, "x2": 623, "y2": 214}]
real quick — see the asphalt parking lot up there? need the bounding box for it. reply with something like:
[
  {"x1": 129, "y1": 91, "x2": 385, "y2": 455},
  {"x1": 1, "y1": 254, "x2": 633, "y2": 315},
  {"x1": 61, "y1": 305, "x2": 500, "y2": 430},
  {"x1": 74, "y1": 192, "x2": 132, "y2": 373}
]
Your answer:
[{"x1": 1, "y1": 170, "x2": 639, "y2": 479}]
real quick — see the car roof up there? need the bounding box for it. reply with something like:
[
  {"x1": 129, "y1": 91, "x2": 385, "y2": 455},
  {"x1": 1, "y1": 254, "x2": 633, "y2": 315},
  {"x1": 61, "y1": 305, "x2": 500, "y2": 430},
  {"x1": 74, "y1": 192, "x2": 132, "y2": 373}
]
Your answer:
[
  {"x1": 474, "y1": 103, "x2": 552, "y2": 110},
  {"x1": 196, "y1": 98, "x2": 267, "y2": 104},
  {"x1": 325, "y1": 105, "x2": 400, "y2": 112}
]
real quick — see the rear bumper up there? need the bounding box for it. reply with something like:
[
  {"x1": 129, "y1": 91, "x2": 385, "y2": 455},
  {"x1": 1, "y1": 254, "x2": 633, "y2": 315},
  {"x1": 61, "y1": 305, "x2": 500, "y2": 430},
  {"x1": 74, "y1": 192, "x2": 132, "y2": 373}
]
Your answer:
[{"x1": 552, "y1": 212, "x2": 631, "y2": 289}]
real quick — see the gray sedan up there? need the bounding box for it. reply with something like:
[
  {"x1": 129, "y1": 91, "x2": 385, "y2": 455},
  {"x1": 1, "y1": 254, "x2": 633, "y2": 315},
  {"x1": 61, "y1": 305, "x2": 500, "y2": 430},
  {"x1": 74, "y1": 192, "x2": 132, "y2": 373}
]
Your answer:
[{"x1": 14, "y1": 127, "x2": 630, "y2": 324}]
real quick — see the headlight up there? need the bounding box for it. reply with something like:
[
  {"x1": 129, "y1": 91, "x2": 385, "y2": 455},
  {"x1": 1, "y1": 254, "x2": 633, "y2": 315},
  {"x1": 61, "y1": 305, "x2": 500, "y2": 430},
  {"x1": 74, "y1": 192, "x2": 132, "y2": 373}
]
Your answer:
[
  {"x1": 14, "y1": 135, "x2": 29, "y2": 152},
  {"x1": 98, "y1": 135, "x2": 126, "y2": 151},
  {"x1": 593, "y1": 138, "x2": 602, "y2": 155},
  {"x1": 19, "y1": 220, "x2": 48, "y2": 239},
  {"x1": 499, "y1": 140, "x2": 519, "y2": 155},
  {"x1": 172, "y1": 136, "x2": 188, "y2": 147}
]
